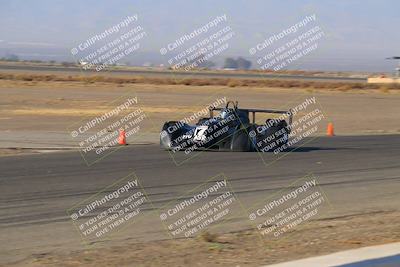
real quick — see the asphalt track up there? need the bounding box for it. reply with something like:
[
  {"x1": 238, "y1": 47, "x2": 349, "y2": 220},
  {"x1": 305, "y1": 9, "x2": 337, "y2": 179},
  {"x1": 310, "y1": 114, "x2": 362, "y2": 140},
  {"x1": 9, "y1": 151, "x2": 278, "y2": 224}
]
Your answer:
[
  {"x1": 0, "y1": 64, "x2": 366, "y2": 82},
  {"x1": 1, "y1": 135, "x2": 400, "y2": 264}
]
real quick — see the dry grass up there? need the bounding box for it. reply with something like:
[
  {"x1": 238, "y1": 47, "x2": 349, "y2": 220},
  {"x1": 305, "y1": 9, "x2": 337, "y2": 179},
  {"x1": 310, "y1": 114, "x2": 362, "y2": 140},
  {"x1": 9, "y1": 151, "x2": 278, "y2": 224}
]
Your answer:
[
  {"x1": 9, "y1": 106, "x2": 199, "y2": 116},
  {"x1": 0, "y1": 72, "x2": 398, "y2": 91},
  {"x1": 198, "y1": 231, "x2": 218, "y2": 243},
  {"x1": 10, "y1": 211, "x2": 400, "y2": 267}
]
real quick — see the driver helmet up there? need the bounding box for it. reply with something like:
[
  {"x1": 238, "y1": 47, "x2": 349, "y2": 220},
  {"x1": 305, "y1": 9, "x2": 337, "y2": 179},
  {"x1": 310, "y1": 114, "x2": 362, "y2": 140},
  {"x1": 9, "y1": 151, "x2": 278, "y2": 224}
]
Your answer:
[{"x1": 220, "y1": 109, "x2": 231, "y2": 119}]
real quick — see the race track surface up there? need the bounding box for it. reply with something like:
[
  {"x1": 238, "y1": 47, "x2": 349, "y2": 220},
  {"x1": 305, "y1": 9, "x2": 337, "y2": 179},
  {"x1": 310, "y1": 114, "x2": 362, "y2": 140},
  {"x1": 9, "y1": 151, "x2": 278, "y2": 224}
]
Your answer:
[
  {"x1": 1, "y1": 135, "x2": 399, "y2": 264},
  {"x1": 0, "y1": 64, "x2": 366, "y2": 82}
]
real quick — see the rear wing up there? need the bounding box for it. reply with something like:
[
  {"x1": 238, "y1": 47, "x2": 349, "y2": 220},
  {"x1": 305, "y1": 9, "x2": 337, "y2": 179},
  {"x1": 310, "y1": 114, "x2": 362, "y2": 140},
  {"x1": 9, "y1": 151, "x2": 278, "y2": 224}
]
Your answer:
[{"x1": 209, "y1": 106, "x2": 293, "y2": 125}]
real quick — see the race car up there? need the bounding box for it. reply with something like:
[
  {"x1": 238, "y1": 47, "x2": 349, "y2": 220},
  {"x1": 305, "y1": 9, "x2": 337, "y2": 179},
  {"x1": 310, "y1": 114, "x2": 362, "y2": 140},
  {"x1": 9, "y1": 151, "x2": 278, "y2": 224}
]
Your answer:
[{"x1": 160, "y1": 101, "x2": 292, "y2": 152}]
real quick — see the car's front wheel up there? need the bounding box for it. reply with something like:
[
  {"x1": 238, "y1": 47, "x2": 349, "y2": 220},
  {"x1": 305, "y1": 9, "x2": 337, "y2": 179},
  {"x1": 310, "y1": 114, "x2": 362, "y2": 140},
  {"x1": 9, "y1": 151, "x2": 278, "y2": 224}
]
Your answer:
[
  {"x1": 160, "y1": 121, "x2": 179, "y2": 150},
  {"x1": 230, "y1": 128, "x2": 251, "y2": 152}
]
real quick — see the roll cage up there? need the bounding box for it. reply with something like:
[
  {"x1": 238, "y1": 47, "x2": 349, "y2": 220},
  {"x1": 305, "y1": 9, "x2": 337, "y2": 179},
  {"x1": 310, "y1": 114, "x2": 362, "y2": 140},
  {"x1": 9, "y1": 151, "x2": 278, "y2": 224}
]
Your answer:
[{"x1": 208, "y1": 101, "x2": 293, "y2": 125}]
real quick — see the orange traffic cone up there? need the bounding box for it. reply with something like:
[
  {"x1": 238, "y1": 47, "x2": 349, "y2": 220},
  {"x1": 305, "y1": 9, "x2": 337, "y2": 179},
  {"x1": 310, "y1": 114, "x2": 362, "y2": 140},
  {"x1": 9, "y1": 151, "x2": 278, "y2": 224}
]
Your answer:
[
  {"x1": 118, "y1": 129, "x2": 127, "y2": 145},
  {"x1": 327, "y1": 123, "x2": 334, "y2": 136}
]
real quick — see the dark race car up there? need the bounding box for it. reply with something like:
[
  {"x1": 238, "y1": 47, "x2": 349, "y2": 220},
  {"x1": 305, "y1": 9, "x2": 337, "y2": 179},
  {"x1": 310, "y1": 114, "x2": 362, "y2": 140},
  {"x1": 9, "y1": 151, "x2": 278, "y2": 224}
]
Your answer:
[{"x1": 160, "y1": 101, "x2": 292, "y2": 152}]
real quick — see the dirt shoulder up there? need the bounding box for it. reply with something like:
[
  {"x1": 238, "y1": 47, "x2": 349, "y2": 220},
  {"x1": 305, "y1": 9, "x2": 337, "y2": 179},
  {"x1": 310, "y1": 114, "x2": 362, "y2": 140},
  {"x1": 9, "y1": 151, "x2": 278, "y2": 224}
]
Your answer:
[
  {"x1": 1, "y1": 77, "x2": 400, "y2": 155},
  {"x1": 0, "y1": 71, "x2": 396, "y2": 90},
  {"x1": 9, "y1": 211, "x2": 400, "y2": 267}
]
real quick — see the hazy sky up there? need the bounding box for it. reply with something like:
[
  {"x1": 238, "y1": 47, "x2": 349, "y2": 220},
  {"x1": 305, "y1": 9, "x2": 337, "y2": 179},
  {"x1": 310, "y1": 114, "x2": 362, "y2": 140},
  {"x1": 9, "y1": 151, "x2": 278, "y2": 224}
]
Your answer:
[{"x1": 1, "y1": 0, "x2": 399, "y2": 71}]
